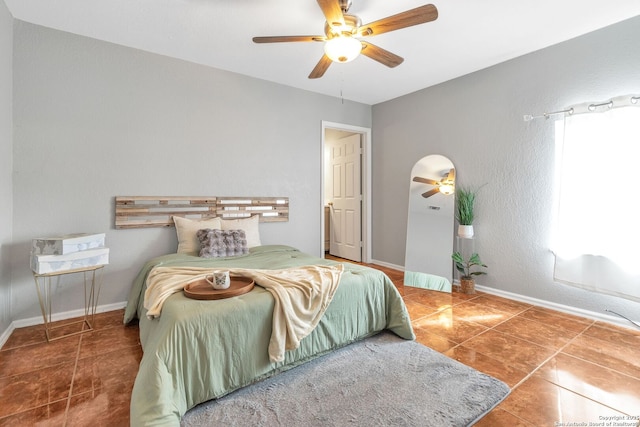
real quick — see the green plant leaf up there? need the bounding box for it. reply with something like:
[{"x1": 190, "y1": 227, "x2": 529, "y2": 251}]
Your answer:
[
  {"x1": 455, "y1": 186, "x2": 476, "y2": 225},
  {"x1": 451, "y1": 251, "x2": 487, "y2": 277}
]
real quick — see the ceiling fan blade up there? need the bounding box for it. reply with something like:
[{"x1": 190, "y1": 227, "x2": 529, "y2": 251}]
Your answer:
[
  {"x1": 253, "y1": 36, "x2": 325, "y2": 43},
  {"x1": 317, "y1": 0, "x2": 345, "y2": 28},
  {"x1": 358, "y1": 4, "x2": 438, "y2": 37},
  {"x1": 445, "y1": 168, "x2": 455, "y2": 182},
  {"x1": 309, "y1": 54, "x2": 333, "y2": 79},
  {"x1": 413, "y1": 176, "x2": 439, "y2": 186},
  {"x1": 361, "y1": 42, "x2": 403, "y2": 68},
  {"x1": 422, "y1": 188, "x2": 440, "y2": 198}
]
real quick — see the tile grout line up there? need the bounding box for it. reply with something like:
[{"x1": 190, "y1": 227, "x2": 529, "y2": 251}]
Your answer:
[
  {"x1": 510, "y1": 318, "x2": 596, "y2": 391},
  {"x1": 416, "y1": 299, "x2": 532, "y2": 370},
  {"x1": 443, "y1": 306, "x2": 567, "y2": 384},
  {"x1": 450, "y1": 313, "x2": 602, "y2": 425},
  {"x1": 398, "y1": 286, "x2": 640, "y2": 421},
  {"x1": 404, "y1": 290, "x2": 486, "y2": 321},
  {"x1": 514, "y1": 323, "x2": 636, "y2": 419},
  {"x1": 548, "y1": 328, "x2": 640, "y2": 384},
  {"x1": 440, "y1": 309, "x2": 527, "y2": 367},
  {"x1": 63, "y1": 334, "x2": 84, "y2": 427}
]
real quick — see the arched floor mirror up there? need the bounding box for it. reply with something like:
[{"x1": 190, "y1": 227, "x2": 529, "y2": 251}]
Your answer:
[{"x1": 404, "y1": 154, "x2": 455, "y2": 292}]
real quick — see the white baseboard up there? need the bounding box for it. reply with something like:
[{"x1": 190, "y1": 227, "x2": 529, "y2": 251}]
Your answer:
[
  {"x1": 474, "y1": 284, "x2": 638, "y2": 330},
  {"x1": 370, "y1": 259, "x2": 404, "y2": 271},
  {"x1": 369, "y1": 261, "x2": 637, "y2": 331},
  {"x1": 0, "y1": 301, "x2": 127, "y2": 349},
  {"x1": 0, "y1": 324, "x2": 14, "y2": 350}
]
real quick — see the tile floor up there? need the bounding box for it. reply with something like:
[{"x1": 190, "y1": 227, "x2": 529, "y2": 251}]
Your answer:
[{"x1": 1, "y1": 261, "x2": 639, "y2": 426}]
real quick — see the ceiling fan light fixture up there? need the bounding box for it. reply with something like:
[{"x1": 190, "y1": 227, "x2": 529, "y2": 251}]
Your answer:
[
  {"x1": 254, "y1": 2, "x2": 438, "y2": 79},
  {"x1": 439, "y1": 183, "x2": 455, "y2": 195},
  {"x1": 324, "y1": 36, "x2": 362, "y2": 63}
]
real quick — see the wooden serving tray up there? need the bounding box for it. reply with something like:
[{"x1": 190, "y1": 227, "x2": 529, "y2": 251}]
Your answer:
[{"x1": 184, "y1": 276, "x2": 255, "y2": 300}]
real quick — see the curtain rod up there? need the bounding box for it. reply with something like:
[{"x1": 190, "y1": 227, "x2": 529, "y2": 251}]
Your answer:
[
  {"x1": 523, "y1": 108, "x2": 573, "y2": 122},
  {"x1": 523, "y1": 95, "x2": 640, "y2": 122}
]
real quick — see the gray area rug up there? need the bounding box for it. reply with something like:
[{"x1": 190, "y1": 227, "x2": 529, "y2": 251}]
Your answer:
[{"x1": 181, "y1": 332, "x2": 510, "y2": 426}]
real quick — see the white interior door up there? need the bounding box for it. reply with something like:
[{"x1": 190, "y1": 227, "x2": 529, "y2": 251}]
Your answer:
[{"x1": 328, "y1": 134, "x2": 362, "y2": 262}]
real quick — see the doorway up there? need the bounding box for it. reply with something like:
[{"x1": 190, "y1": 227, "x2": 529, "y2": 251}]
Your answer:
[{"x1": 321, "y1": 121, "x2": 371, "y2": 263}]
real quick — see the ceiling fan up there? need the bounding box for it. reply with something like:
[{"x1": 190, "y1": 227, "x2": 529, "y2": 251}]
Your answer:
[
  {"x1": 413, "y1": 168, "x2": 455, "y2": 198},
  {"x1": 252, "y1": 0, "x2": 438, "y2": 79}
]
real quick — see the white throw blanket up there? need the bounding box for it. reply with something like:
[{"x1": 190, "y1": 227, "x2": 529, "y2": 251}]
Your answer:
[{"x1": 144, "y1": 264, "x2": 344, "y2": 362}]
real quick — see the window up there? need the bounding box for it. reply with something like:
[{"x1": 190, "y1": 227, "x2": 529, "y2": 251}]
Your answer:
[{"x1": 552, "y1": 96, "x2": 640, "y2": 302}]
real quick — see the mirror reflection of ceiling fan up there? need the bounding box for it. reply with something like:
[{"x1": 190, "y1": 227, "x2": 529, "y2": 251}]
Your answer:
[
  {"x1": 252, "y1": 0, "x2": 438, "y2": 79},
  {"x1": 413, "y1": 168, "x2": 455, "y2": 198}
]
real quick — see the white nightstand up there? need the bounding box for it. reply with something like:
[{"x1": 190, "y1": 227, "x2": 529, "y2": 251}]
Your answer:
[{"x1": 32, "y1": 264, "x2": 105, "y2": 342}]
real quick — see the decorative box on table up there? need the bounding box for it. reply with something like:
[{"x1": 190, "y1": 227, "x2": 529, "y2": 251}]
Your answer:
[
  {"x1": 31, "y1": 233, "x2": 106, "y2": 256},
  {"x1": 30, "y1": 233, "x2": 109, "y2": 274},
  {"x1": 30, "y1": 247, "x2": 110, "y2": 274}
]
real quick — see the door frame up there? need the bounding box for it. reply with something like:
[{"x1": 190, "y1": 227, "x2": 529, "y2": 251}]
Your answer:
[{"x1": 321, "y1": 121, "x2": 372, "y2": 263}]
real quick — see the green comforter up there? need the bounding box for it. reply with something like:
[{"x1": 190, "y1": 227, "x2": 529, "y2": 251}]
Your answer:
[{"x1": 124, "y1": 245, "x2": 415, "y2": 426}]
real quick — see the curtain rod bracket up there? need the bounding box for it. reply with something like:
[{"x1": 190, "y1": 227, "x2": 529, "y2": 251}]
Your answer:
[{"x1": 588, "y1": 101, "x2": 613, "y2": 111}]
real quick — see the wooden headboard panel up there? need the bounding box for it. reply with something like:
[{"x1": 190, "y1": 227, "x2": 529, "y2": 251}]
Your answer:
[{"x1": 115, "y1": 196, "x2": 289, "y2": 229}]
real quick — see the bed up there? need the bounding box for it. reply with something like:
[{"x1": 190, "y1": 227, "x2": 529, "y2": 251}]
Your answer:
[{"x1": 123, "y1": 244, "x2": 415, "y2": 426}]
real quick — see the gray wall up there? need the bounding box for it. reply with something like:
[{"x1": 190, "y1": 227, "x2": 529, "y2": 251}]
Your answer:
[
  {"x1": 6, "y1": 12, "x2": 640, "y2": 328},
  {"x1": 372, "y1": 15, "x2": 640, "y2": 318},
  {"x1": 11, "y1": 21, "x2": 371, "y2": 321},
  {"x1": 0, "y1": 1, "x2": 13, "y2": 332}
]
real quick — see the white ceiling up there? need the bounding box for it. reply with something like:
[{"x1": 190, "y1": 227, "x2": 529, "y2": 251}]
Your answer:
[{"x1": 5, "y1": 0, "x2": 640, "y2": 105}]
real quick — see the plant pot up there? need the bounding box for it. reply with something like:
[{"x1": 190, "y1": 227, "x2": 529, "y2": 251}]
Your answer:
[
  {"x1": 458, "y1": 225, "x2": 474, "y2": 238},
  {"x1": 460, "y1": 277, "x2": 476, "y2": 294}
]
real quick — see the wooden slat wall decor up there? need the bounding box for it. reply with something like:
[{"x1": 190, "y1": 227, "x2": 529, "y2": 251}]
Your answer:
[{"x1": 115, "y1": 196, "x2": 289, "y2": 229}]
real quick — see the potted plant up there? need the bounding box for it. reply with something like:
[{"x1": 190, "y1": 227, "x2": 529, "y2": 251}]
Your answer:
[
  {"x1": 451, "y1": 251, "x2": 487, "y2": 294},
  {"x1": 455, "y1": 186, "x2": 476, "y2": 238}
]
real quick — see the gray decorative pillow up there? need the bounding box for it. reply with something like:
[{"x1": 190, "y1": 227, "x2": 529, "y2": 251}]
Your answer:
[{"x1": 197, "y1": 229, "x2": 249, "y2": 258}]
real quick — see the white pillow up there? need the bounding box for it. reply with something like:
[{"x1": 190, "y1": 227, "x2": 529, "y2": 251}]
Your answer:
[
  {"x1": 173, "y1": 216, "x2": 222, "y2": 255},
  {"x1": 221, "y1": 215, "x2": 261, "y2": 248}
]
